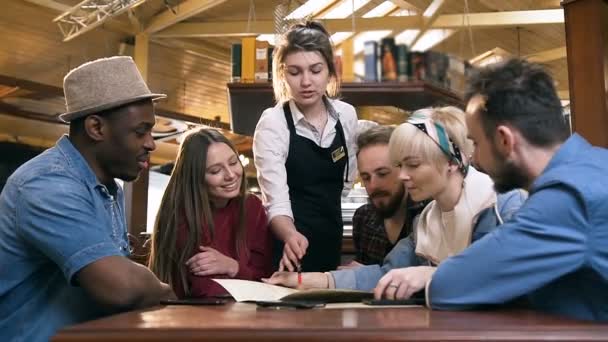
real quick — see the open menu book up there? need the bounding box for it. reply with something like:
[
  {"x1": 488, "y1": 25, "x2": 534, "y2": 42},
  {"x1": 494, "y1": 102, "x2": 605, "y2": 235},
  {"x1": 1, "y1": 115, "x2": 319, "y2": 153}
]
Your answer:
[{"x1": 212, "y1": 279, "x2": 373, "y2": 303}]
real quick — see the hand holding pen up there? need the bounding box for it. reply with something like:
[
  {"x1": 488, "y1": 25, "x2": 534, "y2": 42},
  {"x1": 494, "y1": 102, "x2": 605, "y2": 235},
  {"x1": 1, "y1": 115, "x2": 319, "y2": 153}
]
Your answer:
[{"x1": 279, "y1": 231, "x2": 309, "y2": 272}]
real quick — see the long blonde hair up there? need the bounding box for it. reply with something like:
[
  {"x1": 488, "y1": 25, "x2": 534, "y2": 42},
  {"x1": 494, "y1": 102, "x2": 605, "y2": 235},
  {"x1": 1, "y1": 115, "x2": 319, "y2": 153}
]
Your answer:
[{"x1": 148, "y1": 128, "x2": 248, "y2": 296}]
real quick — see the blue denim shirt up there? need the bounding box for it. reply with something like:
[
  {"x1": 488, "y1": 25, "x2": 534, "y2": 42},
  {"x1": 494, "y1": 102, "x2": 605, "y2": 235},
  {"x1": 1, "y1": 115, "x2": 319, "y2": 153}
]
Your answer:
[
  {"x1": 429, "y1": 134, "x2": 608, "y2": 321},
  {"x1": 331, "y1": 188, "x2": 526, "y2": 291},
  {"x1": 0, "y1": 135, "x2": 130, "y2": 342}
]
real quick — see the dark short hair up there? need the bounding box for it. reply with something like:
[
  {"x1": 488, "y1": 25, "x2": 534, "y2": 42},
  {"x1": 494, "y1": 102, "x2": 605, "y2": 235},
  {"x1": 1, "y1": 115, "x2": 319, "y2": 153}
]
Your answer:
[
  {"x1": 356, "y1": 125, "x2": 395, "y2": 155},
  {"x1": 465, "y1": 58, "x2": 569, "y2": 147}
]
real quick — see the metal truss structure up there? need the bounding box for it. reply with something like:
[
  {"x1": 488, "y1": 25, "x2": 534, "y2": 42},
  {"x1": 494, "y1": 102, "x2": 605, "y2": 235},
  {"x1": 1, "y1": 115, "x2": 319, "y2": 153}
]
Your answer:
[{"x1": 53, "y1": 0, "x2": 146, "y2": 42}]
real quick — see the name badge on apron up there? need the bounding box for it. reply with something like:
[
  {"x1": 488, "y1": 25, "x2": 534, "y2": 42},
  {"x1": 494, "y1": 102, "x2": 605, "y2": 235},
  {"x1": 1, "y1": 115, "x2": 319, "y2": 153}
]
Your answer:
[{"x1": 331, "y1": 146, "x2": 346, "y2": 163}]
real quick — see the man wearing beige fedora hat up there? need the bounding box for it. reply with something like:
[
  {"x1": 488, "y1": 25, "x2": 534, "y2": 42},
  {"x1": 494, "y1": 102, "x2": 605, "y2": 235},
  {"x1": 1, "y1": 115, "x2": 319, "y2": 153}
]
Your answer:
[{"x1": 0, "y1": 56, "x2": 176, "y2": 342}]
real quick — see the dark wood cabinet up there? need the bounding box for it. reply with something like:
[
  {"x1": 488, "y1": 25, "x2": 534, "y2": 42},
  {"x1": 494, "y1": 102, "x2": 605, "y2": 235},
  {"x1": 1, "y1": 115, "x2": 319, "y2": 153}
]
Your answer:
[{"x1": 227, "y1": 81, "x2": 464, "y2": 136}]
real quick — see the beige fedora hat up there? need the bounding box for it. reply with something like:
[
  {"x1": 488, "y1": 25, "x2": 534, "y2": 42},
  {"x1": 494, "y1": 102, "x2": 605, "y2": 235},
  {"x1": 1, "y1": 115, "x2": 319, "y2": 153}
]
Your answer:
[{"x1": 59, "y1": 56, "x2": 166, "y2": 122}]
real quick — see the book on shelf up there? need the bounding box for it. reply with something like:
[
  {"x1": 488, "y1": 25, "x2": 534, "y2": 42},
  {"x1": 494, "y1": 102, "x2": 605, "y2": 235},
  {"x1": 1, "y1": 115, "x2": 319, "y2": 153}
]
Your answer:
[
  {"x1": 255, "y1": 41, "x2": 269, "y2": 82},
  {"x1": 241, "y1": 37, "x2": 256, "y2": 83},
  {"x1": 213, "y1": 279, "x2": 373, "y2": 303},
  {"x1": 446, "y1": 55, "x2": 469, "y2": 94},
  {"x1": 409, "y1": 52, "x2": 426, "y2": 81},
  {"x1": 334, "y1": 55, "x2": 343, "y2": 81},
  {"x1": 380, "y1": 37, "x2": 397, "y2": 81},
  {"x1": 396, "y1": 44, "x2": 409, "y2": 82},
  {"x1": 425, "y1": 51, "x2": 449, "y2": 87},
  {"x1": 267, "y1": 47, "x2": 274, "y2": 81},
  {"x1": 230, "y1": 43, "x2": 242, "y2": 82},
  {"x1": 363, "y1": 41, "x2": 379, "y2": 82},
  {"x1": 341, "y1": 37, "x2": 355, "y2": 82}
]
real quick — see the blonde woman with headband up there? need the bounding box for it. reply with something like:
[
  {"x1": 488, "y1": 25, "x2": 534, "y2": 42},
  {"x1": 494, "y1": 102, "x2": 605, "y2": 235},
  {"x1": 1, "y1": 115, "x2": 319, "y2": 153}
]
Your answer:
[{"x1": 263, "y1": 107, "x2": 526, "y2": 299}]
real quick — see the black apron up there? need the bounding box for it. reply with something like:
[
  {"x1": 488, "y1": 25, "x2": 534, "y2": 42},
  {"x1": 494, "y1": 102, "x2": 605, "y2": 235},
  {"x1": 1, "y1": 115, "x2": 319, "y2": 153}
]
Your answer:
[{"x1": 275, "y1": 102, "x2": 349, "y2": 272}]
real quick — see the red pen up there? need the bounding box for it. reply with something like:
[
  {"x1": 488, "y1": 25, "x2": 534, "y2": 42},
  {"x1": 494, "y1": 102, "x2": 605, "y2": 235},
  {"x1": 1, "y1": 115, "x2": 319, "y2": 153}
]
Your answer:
[{"x1": 297, "y1": 264, "x2": 302, "y2": 286}]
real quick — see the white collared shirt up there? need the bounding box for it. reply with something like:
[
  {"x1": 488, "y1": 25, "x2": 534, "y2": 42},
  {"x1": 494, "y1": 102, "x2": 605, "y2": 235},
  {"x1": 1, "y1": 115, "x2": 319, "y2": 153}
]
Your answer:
[{"x1": 253, "y1": 98, "x2": 358, "y2": 221}]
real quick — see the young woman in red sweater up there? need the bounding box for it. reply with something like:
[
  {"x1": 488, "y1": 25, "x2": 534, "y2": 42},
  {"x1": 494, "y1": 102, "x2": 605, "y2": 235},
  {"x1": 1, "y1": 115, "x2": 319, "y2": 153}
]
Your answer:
[{"x1": 149, "y1": 128, "x2": 272, "y2": 298}]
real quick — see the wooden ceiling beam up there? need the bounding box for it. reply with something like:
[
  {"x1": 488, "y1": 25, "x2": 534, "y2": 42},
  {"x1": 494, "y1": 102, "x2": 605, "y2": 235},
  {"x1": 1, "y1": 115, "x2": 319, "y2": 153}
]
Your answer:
[
  {"x1": 525, "y1": 46, "x2": 567, "y2": 63},
  {"x1": 154, "y1": 16, "x2": 423, "y2": 37},
  {"x1": 433, "y1": 9, "x2": 564, "y2": 29},
  {"x1": 0, "y1": 86, "x2": 21, "y2": 99},
  {"x1": 389, "y1": 0, "x2": 420, "y2": 12},
  {"x1": 339, "y1": 6, "x2": 407, "y2": 60},
  {"x1": 410, "y1": 0, "x2": 447, "y2": 48},
  {"x1": 0, "y1": 75, "x2": 64, "y2": 98},
  {"x1": 145, "y1": 0, "x2": 227, "y2": 34},
  {"x1": 479, "y1": 0, "x2": 562, "y2": 11},
  {"x1": 0, "y1": 103, "x2": 63, "y2": 124},
  {"x1": 23, "y1": 0, "x2": 69, "y2": 12},
  {"x1": 469, "y1": 47, "x2": 513, "y2": 66},
  {"x1": 314, "y1": 0, "x2": 347, "y2": 18},
  {"x1": 155, "y1": 9, "x2": 565, "y2": 37}
]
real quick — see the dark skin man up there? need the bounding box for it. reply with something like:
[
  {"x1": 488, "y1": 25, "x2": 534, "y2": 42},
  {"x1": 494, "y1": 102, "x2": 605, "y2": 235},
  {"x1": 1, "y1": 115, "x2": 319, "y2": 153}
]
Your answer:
[{"x1": 70, "y1": 99, "x2": 176, "y2": 312}]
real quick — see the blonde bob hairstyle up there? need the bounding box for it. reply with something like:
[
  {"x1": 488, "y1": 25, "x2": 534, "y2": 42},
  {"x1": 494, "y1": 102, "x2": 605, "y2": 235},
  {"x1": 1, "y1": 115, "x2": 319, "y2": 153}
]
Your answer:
[{"x1": 389, "y1": 106, "x2": 472, "y2": 172}]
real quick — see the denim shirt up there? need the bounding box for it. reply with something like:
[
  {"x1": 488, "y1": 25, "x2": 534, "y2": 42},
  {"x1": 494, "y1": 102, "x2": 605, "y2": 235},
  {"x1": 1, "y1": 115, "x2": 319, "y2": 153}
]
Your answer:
[
  {"x1": 429, "y1": 134, "x2": 608, "y2": 321},
  {"x1": 331, "y1": 189, "x2": 527, "y2": 291},
  {"x1": 0, "y1": 135, "x2": 129, "y2": 342}
]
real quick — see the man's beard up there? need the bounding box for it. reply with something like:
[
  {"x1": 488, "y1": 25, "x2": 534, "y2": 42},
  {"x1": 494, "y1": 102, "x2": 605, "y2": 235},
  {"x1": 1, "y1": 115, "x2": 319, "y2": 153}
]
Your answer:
[
  {"x1": 492, "y1": 158, "x2": 529, "y2": 193},
  {"x1": 369, "y1": 185, "x2": 406, "y2": 218}
]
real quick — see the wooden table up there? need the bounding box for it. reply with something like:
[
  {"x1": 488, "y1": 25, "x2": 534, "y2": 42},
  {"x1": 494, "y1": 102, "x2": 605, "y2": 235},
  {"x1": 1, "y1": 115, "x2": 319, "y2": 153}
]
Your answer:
[{"x1": 53, "y1": 303, "x2": 608, "y2": 341}]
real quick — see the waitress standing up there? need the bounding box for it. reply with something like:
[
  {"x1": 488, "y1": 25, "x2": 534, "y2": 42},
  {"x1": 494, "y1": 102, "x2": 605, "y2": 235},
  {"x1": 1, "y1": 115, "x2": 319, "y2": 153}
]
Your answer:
[{"x1": 253, "y1": 21, "x2": 357, "y2": 272}]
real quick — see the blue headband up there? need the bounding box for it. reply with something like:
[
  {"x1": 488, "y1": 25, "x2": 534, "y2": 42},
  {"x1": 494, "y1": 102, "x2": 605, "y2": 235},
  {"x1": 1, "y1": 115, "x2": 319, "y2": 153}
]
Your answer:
[{"x1": 406, "y1": 113, "x2": 469, "y2": 176}]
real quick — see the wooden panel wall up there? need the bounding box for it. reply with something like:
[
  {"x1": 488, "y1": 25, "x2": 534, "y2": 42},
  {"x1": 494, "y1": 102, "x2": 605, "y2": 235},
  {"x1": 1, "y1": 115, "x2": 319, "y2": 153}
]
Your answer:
[
  {"x1": 149, "y1": 42, "x2": 231, "y2": 122},
  {"x1": 563, "y1": 0, "x2": 608, "y2": 147},
  {"x1": 0, "y1": 1, "x2": 232, "y2": 124},
  {"x1": 0, "y1": 1, "x2": 125, "y2": 88}
]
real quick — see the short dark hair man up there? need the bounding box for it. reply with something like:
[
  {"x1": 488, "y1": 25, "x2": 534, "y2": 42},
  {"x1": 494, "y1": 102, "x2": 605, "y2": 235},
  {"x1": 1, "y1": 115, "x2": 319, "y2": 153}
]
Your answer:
[
  {"x1": 427, "y1": 58, "x2": 608, "y2": 321},
  {"x1": 0, "y1": 56, "x2": 176, "y2": 341},
  {"x1": 343, "y1": 125, "x2": 424, "y2": 268}
]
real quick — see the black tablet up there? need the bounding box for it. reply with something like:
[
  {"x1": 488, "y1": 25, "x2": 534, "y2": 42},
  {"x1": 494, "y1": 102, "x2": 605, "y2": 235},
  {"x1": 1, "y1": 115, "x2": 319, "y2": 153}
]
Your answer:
[
  {"x1": 161, "y1": 298, "x2": 227, "y2": 305},
  {"x1": 362, "y1": 298, "x2": 425, "y2": 306},
  {"x1": 255, "y1": 300, "x2": 325, "y2": 309}
]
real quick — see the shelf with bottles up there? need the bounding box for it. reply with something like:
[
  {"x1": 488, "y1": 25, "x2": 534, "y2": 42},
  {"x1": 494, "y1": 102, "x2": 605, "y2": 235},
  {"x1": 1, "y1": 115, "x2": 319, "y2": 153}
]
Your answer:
[
  {"x1": 359, "y1": 37, "x2": 472, "y2": 96},
  {"x1": 227, "y1": 80, "x2": 463, "y2": 136},
  {"x1": 228, "y1": 36, "x2": 467, "y2": 136},
  {"x1": 230, "y1": 35, "x2": 471, "y2": 98}
]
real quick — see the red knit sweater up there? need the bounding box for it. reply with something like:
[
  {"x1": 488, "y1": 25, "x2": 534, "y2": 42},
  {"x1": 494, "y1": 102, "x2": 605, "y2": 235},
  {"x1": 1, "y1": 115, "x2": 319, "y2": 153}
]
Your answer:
[{"x1": 174, "y1": 194, "x2": 273, "y2": 298}]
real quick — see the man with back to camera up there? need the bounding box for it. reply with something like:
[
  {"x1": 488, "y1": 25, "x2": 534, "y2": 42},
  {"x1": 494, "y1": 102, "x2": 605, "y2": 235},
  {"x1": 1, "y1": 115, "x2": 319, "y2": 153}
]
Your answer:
[
  {"x1": 0, "y1": 56, "x2": 176, "y2": 341},
  {"x1": 423, "y1": 58, "x2": 608, "y2": 321}
]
